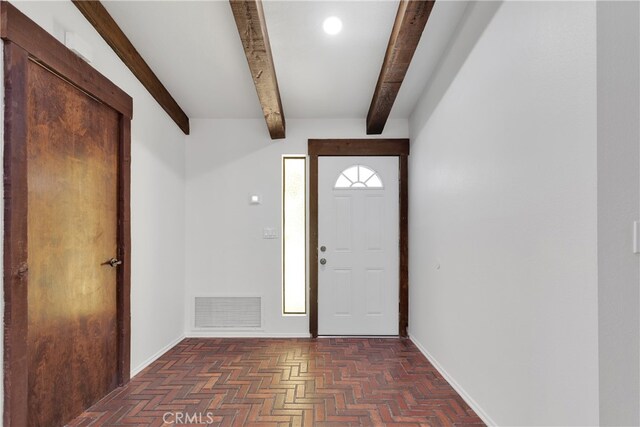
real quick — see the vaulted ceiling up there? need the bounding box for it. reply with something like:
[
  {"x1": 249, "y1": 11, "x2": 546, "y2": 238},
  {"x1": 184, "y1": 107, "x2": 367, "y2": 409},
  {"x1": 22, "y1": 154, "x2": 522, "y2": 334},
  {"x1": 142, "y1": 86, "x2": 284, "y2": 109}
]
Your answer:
[{"x1": 100, "y1": 0, "x2": 468, "y2": 124}]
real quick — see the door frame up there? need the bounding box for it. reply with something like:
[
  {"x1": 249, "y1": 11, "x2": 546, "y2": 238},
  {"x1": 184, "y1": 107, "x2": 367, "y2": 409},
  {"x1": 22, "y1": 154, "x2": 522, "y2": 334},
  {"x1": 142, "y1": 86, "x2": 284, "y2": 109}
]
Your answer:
[
  {"x1": 1, "y1": 4, "x2": 133, "y2": 426},
  {"x1": 308, "y1": 139, "x2": 409, "y2": 338}
]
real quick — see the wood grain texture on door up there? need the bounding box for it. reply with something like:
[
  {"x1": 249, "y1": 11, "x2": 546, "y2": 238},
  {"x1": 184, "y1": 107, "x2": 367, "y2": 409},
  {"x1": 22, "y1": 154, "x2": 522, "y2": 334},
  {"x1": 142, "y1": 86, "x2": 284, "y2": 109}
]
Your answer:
[{"x1": 26, "y1": 60, "x2": 119, "y2": 427}]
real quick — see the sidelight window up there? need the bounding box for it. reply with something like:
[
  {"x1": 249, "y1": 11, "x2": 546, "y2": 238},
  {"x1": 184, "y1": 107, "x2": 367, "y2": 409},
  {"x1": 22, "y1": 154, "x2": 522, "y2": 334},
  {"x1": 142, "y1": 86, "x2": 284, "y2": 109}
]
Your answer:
[{"x1": 282, "y1": 156, "x2": 307, "y2": 314}]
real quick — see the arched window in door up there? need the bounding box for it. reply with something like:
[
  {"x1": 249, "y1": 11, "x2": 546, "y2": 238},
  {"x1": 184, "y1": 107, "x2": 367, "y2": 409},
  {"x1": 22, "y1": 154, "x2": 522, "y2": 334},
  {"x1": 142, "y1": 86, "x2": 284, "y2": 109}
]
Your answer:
[{"x1": 334, "y1": 165, "x2": 383, "y2": 189}]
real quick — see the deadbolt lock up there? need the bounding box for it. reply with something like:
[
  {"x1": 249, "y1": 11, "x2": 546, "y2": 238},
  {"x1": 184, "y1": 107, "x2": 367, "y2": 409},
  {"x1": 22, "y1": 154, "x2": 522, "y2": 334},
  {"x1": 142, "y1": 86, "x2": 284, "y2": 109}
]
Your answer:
[{"x1": 320, "y1": 246, "x2": 326, "y2": 252}]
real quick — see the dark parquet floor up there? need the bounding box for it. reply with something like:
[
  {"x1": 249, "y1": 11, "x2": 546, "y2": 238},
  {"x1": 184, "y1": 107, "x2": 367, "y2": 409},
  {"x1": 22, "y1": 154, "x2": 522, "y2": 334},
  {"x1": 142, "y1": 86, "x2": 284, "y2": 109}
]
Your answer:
[{"x1": 68, "y1": 338, "x2": 484, "y2": 427}]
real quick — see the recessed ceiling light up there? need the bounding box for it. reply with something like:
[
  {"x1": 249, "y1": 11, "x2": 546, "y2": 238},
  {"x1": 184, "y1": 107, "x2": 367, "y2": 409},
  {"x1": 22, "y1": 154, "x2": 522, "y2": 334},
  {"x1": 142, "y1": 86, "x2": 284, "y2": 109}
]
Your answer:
[{"x1": 323, "y1": 16, "x2": 342, "y2": 35}]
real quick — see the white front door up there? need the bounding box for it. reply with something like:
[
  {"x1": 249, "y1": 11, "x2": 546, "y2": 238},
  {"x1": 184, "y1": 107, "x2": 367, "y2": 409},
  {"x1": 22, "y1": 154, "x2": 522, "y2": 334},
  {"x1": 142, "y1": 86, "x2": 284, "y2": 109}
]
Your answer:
[{"x1": 318, "y1": 156, "x2": 399, "y2": 335}]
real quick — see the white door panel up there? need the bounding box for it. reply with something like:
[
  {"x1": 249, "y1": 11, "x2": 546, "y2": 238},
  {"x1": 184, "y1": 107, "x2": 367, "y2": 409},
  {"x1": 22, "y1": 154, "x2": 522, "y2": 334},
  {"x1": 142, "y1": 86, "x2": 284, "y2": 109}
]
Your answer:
[{"x1": 318, "y1": 156, "x2": 399, "y2": 335}]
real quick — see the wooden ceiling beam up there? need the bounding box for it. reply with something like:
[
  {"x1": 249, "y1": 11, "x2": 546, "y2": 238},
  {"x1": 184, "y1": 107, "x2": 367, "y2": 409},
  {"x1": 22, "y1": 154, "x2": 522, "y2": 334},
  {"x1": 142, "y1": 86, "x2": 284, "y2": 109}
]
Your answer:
[
  {"x1": 367, "y1": 0, "x2": 435, "y2": 135},
  {"x1": 230, "y1": 0, "x2": 285, "y2": 140},
  {"x1": 72, "y1": 0, "x2": 190, "y2": 135}
]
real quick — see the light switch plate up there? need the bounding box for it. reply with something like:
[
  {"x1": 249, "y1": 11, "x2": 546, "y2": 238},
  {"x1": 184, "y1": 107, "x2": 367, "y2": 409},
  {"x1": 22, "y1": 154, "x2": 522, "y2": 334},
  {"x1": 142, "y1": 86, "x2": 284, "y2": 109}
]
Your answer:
[{"x1": 263, "y1": 227, "x2": 278, "y2": 239}]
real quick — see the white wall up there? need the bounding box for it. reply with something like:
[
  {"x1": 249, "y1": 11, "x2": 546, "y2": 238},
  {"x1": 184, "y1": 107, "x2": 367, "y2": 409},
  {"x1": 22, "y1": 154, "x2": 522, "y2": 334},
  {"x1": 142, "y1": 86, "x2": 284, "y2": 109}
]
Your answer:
[
  {"x1": 408, "y1": 2, "x2": 599, "y2": 425},
  {"x1": 6, "y1": 1, "x2": 187, "y2": 377},
  {"x1": 597, "y1": 2, "x2": 640, "y2": 425},
  {"x1": 185, "y1": 118, "x2": 408, "y2": 337}
]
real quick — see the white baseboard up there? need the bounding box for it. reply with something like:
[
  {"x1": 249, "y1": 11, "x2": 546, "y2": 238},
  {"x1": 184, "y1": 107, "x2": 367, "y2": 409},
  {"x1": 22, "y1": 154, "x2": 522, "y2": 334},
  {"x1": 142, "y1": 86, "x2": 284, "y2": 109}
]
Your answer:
[
  {"x1": 186, "y1": 331, "x2": 311, "y2": 338},
  {"x1": 130, "y1": 334, "x2": 186, "y2": 378},
  {"x1": 409, "y1": 333, "x2": 497, "y2": 427}
]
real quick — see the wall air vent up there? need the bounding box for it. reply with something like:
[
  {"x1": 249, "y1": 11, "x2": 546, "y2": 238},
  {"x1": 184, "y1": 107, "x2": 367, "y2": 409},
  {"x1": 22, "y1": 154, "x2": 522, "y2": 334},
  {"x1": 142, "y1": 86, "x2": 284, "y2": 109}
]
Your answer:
[{"x1": 194, "y1": 296, "x2": 261, "y2": 328}]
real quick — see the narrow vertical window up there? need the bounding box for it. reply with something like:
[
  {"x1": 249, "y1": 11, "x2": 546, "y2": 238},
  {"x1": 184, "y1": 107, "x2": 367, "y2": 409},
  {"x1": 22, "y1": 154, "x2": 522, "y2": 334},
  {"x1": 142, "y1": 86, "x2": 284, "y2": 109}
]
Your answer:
[{"x1": 282, "y1": 156, "x2": 306, "y2": 314}]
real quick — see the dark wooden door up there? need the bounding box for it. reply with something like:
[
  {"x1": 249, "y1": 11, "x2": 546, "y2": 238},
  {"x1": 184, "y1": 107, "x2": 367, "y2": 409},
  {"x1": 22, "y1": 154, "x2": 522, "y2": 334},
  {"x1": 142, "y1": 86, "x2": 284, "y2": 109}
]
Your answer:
[{"x1": 26, "y1": 60, "x2": 120, "y2": 426}]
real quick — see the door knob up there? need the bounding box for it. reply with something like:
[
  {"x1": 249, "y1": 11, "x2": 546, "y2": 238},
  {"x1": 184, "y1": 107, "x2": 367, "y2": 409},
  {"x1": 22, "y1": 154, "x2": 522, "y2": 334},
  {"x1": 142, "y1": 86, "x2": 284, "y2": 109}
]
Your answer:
[
  {"x1": 320, "y1": 258, "x2": 327, "y2": 265},
  {"x1": 107, "y1": 258, "x2": 122, "y2": 268}
]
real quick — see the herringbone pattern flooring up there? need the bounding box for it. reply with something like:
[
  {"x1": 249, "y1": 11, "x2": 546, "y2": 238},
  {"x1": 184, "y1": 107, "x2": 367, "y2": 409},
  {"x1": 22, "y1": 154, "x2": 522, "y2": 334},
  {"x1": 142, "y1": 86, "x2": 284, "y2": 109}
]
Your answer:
[{"x1": 68, "y1": 338, "x2": 484, "y2": 427}]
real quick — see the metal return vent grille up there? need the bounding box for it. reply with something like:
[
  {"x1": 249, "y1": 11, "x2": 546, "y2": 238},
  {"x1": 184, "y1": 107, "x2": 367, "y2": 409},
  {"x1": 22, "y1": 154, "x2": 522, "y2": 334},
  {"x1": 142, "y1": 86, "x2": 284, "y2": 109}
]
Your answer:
[{"x1": 194, "y1": 297, "x2": 261, "y2": 328}]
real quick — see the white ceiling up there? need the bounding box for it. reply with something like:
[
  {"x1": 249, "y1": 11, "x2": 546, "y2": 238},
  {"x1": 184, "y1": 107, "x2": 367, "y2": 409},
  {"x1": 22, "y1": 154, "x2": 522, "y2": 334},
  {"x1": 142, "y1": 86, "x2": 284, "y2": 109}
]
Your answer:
[{"x1": 102, "y1": 0, "x2": 468, "y2": 120}]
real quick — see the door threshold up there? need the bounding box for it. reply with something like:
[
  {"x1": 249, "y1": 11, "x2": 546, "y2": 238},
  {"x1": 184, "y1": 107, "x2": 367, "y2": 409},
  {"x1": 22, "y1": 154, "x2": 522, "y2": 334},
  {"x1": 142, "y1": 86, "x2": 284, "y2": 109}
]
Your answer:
[{"x1": 317, "y1": 335, "x2": 400, "y2": 338}]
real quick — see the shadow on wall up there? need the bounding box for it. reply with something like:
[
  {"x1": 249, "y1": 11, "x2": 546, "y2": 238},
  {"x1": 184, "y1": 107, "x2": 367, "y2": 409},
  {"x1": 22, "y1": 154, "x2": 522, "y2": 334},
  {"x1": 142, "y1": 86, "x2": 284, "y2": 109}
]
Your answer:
[{"x1": 413, "y1": 1, "x2": 502, "y2": 130}]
